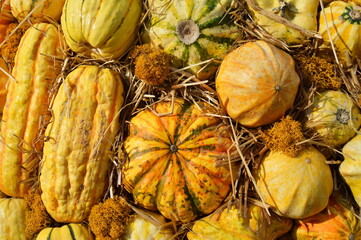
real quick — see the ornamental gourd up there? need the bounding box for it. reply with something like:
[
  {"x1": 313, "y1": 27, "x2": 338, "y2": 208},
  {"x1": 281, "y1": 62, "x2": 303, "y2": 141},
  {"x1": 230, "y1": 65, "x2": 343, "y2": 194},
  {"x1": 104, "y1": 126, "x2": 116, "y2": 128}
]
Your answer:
[
  {"x1": 339, "y1": 133, "x2": 361, "y2": 207},
  {"x1": 40, "y1": 65, "x2": 124, "y2": 223},
  {"x1": 10, "y1": 0, "x2": 66, "y2": 22},
  {"x1": 61, "y1": 0, "x2": 142, "y2": 59},
  {"x1": 0, "y1": 58, "x2": 9, "y2": 112},
  {"x1": 0, "y1": 23, "x2": 65, "y2": 197},
  {"x1": 123, "y1": 98, "x2": 234, "y2": 222},
  {"x1": 144, "y1": 0, "x2": 240, "y2": 79},
  {"x1": 292, "y1": 195, "x2": 361, "y2": 239},
  {"x1": 0, "y1": 198, "x2": 26, "y2": 240},
  {"x1": 36, "y1": 224, "x2": 93, "y2": 240},
  {"x1": 216, "y1": 40, "x2": 300, "y2": 128},
  {"x1": 187, "y1": 203, "x2": 292, "y2": 240},
  {"x1": 254, "y1": 147, "x2": 333, "y2": 219},
  {"x1": 319, "y1": 1, "x2": 361, "y2": 62},
  {"x1": 306, "y1": 90, "x2": 361, "y2": 147},
  {"x1": 248, "y1": 0, "x2": 319, "y2": 44}
]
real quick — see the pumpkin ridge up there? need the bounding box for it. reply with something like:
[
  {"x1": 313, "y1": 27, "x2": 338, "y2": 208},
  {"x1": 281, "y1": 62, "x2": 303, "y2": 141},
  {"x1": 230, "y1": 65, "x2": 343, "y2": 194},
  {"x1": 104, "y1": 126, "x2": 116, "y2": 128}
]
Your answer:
[{"x1": 199, "y1": 33, "x2": 238, "y2": 48}]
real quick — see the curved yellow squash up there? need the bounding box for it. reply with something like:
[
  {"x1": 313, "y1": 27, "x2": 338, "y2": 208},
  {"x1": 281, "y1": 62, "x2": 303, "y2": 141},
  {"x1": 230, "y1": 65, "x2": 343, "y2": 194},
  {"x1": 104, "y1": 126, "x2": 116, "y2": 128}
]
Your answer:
[
  {"x1": 123, "y1": 99, "x2": 234, "y2": 222},
  {"x1": 61, "y1": 0, "x2": 142, "y2": 59},
  {"x1": 40, "y1": 65, "x2": 124, "y2": 223},
  {"x1": 0, "y1": 198, "x2": 26, "y2": 240},
  {"x1": 0, "y1": 23, "x2": 65, "y2": 197},
  {"x1": 10, "y1": 0, "x2": 66, "y2": 22}
]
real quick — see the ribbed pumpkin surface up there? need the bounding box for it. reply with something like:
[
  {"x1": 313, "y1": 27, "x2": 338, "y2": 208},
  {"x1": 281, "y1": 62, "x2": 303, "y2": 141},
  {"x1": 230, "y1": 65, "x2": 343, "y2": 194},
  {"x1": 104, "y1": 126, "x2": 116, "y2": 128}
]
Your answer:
[
  {"x1": 0, "y1": 23, "x2": 65, "y2": 197},
  {"x1": 36, "y1": 224, "x2": 92, "y2": 240},
  {"x1": 61, "y1": 0, "x2": 142, "y2": 59},
  {"x1": 292, "y1": 195, "x2": 361, "y2": 239},
  {"x1": 216, "y1": 40, "x2": 300, "y2": 128},
  {"x1": 319, "y1": 1, "x2": 361, "y2": 61},
  {"x1": 123, "y1": 99, "x2": 233, "y2": 222},
  {"x1": 40, "y1": 65, "x2": 124, "y2": 223},
  {"x1": 10, "y1": 0, "x2": 66, "y2": 22},
  {"x1": 145, "y1": 0, "x2": 240, "y2": 79},
  {"x1": 0, "y1": 198, "x2": 26, "y2": 240},
  {"x1": 188, "y1": 204, "x2": 292, "y2": 240}
]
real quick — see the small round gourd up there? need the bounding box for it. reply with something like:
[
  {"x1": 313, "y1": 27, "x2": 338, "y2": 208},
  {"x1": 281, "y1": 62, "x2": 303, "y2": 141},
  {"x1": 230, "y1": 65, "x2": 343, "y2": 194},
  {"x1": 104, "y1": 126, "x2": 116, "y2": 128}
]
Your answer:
[
  {"x1": 36, "y1": 224, "x2": 92, "y2": 240},
  {"x1": 254, "y1": 147, "x2": 333, "y2": 219},
  {"x1": 306, "y1": 90, "x2": 361, "y2": 147},
  {"x1": 216, "y1": 40, "x2": 300, "y2": 127}
]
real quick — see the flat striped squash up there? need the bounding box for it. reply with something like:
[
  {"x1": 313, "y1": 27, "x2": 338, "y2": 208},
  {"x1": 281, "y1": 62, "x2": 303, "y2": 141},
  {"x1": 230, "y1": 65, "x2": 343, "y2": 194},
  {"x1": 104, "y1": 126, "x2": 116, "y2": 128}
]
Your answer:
[
  {"x1": 61, "y1": 0, "x2": 142, "y2": 59},
  {"x1": 0, "y1": 198, "x2": 26, "y2": 240},
  {"x1": 144, "y1": 0, "x2": 240, "y2": 79},
  {"x1": 36, "y1": 224, "x2": 92, "y2": 240},
  {"x1": 319, "y1": 1, "x2": 361, "y2": 62},
  {"x1": 0, "y1": 23, "x2": 65, "y2": 197},
  {"x1": 123, "y1": 98, "x2": 234, "y2": 222},
  {"x1": 40, "y1": 65, "x2": 124, "y2": 223}
]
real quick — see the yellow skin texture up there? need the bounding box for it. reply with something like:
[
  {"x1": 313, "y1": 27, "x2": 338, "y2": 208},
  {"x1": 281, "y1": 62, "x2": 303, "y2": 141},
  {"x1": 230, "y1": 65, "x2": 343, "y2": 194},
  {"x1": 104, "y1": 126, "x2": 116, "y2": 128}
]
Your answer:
[
  {"x1": 248, "y1": 0, "x2": 319, "y2": 44},
  {"x1": 0, "y1": 23, "x2": 65, "y2": 197},
  {"x1": 216, "y1": 40, "x2": 300, "y2": 128},
  {"x1": 123, "y1": 99, "x2": 233, "y2": 222},
  {"x1": 188, "y1": 204, "x2": 292, "y2": 240},
  {"x1": 254, "y1": 147, "x2": 333, "y2": 219},
  {"x1": 35, "y1": 224, "x2": 92, "y2": 240},
  {"x1": 61, "y1": 0, "x2": 142, "y2": 60},
  {"x1": 123, "y1": 215, "x2": 174, "y2": 240},
  {"x1": 319, "y1": 1, "x2": 361, "y2": 62},
  {"x1": 292, "y1": 195, "x2": 361, "y2": 240},
  {"x1": 145, "y1": 0, "x2": 240, "y2": 79},
  {"x1": 0, "y1": 58, "x2": 9, "y2": 112},
  {"x1": 339, "y1": 133, "x2": 361, "y2": 207},
  {"x1": 40, "y1": 66, "x2": 124, "y2": 223},
  {"x1": 306, "y1": 90, "x2": 361, "y2": 147},
  {"x1": 0, "y1": 198, "x2": 26, "y2": 240},
  {"x1": 10, "y1": 0, "x2": 66, "y2": 22}
]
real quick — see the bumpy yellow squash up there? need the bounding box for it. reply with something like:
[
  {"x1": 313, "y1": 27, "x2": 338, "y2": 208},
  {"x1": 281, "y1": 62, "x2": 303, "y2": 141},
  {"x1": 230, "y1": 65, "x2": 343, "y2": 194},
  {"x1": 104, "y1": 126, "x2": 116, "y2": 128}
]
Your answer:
[
  {"x1": 61, "y1": 0, "x2": 142, "y2": 59},
  {"x1": 40, "y1": 65, "x2": 124, "y2": 223},
  {"x1": 123, "y1": 98, "x2": 234, "y2": 222},
  {"x1": 0, "y1": 23, "x2": 65, "y2": 197},
  {"x1": 0, "y1": 198, "x2": 26, "y2": 240}
]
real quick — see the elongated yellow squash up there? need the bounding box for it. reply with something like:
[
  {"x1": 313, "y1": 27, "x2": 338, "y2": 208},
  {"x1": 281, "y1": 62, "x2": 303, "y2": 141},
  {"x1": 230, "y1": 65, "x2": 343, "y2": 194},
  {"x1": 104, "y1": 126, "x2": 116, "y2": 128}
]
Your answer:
[
  {"x1": 40, "y1": 65, "x2": 124, "y2": 223},
  {"x1": 61, "y1": 0, "x2": 142, "y2": 59},
  {"x1": 0, "y1": 23, "x2": 65, "y2": 197}
]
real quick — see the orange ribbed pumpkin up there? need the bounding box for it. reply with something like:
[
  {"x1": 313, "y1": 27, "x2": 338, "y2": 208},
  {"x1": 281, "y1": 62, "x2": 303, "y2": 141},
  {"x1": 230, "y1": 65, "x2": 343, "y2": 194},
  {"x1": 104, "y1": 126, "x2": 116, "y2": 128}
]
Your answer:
[{"x1": 216, "y1": 41, "x2": 300, "y2": 128}]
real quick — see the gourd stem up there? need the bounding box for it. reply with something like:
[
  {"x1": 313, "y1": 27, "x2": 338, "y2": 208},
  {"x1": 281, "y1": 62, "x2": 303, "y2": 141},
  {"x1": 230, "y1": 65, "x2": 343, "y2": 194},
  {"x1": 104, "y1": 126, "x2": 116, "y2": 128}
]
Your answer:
[
  {"x1": 350, "y1": 10, "x2": 361, "y2": 21},
  {"x1": 176, "y1": 20, "x2": 200, "y2": 45}
]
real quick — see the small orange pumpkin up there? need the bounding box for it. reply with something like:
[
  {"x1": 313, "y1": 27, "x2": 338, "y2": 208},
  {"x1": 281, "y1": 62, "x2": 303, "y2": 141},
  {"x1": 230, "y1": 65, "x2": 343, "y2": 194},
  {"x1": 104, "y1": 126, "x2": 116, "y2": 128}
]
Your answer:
[{"x1": 216, "y1": 40, "x2": 300, "y2": 127}]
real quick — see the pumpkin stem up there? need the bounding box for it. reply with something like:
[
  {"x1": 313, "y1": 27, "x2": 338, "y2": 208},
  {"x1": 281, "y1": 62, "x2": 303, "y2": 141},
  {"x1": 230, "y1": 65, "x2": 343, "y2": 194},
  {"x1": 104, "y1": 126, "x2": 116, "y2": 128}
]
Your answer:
[
  {"x1": 336, "y1": 109, "x2": 350, "y2": 124},
  {"x1": 176, "y1": 20, "x2": 200, "y2": 45},
  {"x1": 275, "y1": 85, "x2": 281, "y2": 91},
  {"x1": 170, "y1": 144, "x2": 178, "y2": 153},
  {"x1": 349, "y1": 9, "x2": 361, "y2": 21}
]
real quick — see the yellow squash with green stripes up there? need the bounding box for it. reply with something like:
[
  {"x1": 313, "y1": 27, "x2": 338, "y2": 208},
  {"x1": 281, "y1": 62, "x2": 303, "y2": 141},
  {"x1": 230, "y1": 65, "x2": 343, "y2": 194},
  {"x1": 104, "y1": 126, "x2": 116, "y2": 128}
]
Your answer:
[
  {"x1": 40, "y1": 65, "x2": 124, "y2": 223},
  {"x1": 123, "y1": 98, "x2": 234, "y2": 222},
  {"x1": 144, "y1": 0, "x2": 240, "y2": 79},
  {"x1": 61, "y1": 0, "x2": 142, "y2": 59},
  {"x1": 0, "y1": 23, "x2": 65, "y2": 197},
  {"x1": 36, "y1": 224, "x2": 92, "y2": 240},
  {"x1": 0, "y1": 198, "x2": 26, "y2": 240}
]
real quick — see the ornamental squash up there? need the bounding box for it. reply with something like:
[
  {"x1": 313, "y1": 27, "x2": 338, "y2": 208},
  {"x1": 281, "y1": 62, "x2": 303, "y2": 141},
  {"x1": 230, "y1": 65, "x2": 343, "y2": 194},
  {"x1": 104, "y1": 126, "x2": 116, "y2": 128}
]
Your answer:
[
  {"x1": 144, "y1": 0, "x2": 240, "y2": 79},
  {"x1": 61, "y1": 0, "x2": 142, "y2": 60},
  {"x1": 339, "y1": 133, "x2": 361, "y2": 207},
  {"x1": 0, "y1": 198, "x2": 26, "y2": 240},
  {"x1": 247, "y1": 0, "x2": 319, "y2": 44},
  {"x1": 0, "y1": 1, "x2": 14, "y2": 24},
  {"x1": 306, "y1": 90, "x2": 361, "y2": 147},
  {"x1": 187, "y1": 203, "x2": 292, "y2": 240},
  {"x1": 123, "y1": 98, "x2": 234, "y2": 222},
  {"x1": 319, "y1": 1, "x2": 361, "y2": 62},
  {"x1": 0, "y1": 57, "x2": 9, "y2": 112},
  {"x1": 254, "y1": 147, "x2": 333, "y2": 219},
  {"x1": 40, "y1": 65, "x2": 124, "y2": 223},
  {"x1": 0, "y1": 23, "x2": 65, "y2": 197},
  {"x1": 292, "y1": 194, "x2": 361, "y2": 239},
  {"x1": 216, "y1": 40, "x2": 300, "y2": 128},
  {"x1": 123, "y1": 214, "x2": 174, "y2": 240},
  {"x1": 10, "y1": 0, "x2": 66, "y2": 22},
  {"x1": 36, "y1": 224, "x2": 93, "y2": 240}
]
